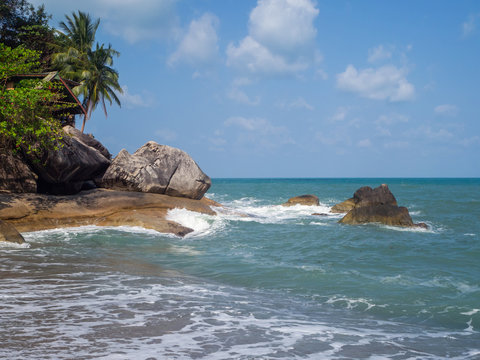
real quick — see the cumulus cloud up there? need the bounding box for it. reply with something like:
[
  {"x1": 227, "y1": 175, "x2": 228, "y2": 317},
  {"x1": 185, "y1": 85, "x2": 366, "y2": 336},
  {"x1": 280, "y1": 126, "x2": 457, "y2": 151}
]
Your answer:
[
  {"x1": 336, "y1": 65, "x2": 415, "y2": 101},
  {"x1": 434, "y1": 104, "x2": 458, "y2": 117},
  {"x1": 226, "y1": 0, "x2": 319, "y2": 75},
  {"x1": 462, "y1": 14, "x2": 480, "y2": 37},
  {"x1": 168, "y1": 13, "x2": 219, "y2": 66},
  {"x1": 330, "y1": 107, "x2": 348, "y2": 121},
  {"x1": 227, "y1": 87, "x2": 260, "y2": 105},
  {"x1": 30, "y1": 0, "x2": 180, "y2": 43},
  {"x1": 118, "y1": 85, "x2": 154, "y2": 108},
  {"x1": 249, "y1": 0, "x2": 319, "y2": 54},
  {"x1": 368, "y1": 45, "x2": 392, "y2": 63}
]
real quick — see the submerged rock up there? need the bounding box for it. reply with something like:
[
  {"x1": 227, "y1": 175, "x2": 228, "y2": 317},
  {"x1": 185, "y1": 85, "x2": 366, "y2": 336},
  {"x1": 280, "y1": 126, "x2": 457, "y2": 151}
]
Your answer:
[
  {"x1": 282, "y1": 194, "x2": 319, "y2": 207},
  {"x1": 337, "y1": 184, "x2": 425, "y2": 228},
  {"x1": 99, "y1": 141, "x2": 211, "y2": 200},
  {"x1": 0, "y1": 219, "x2": 24, "y2": 244}
]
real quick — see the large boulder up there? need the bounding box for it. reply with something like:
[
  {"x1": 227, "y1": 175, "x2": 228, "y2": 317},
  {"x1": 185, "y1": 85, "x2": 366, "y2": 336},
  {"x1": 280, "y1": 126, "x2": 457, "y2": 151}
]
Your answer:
[
  {"x1": 99, "y1": 141, "x2": 211, "y2": 200},
  {"x1": 337, "y1": 184, "x2": 422, "y2": 228},
  {"x1": 282, "y1": 194, "x2": 319, "y2": 207},
  {"x1": 0, "y1": 153, "x2": 38, "y2": 193},
  {"x1": 0, "y1": 219, "x2": 24, "y2": 244},
  {"x1": 27, "y1": 127, "x2": 111, "y2": 194}
]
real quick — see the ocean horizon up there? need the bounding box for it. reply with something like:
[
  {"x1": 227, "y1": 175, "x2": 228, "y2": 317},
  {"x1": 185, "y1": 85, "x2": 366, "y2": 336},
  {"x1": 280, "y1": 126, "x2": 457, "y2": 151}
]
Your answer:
[{"x1": 1, "y1": 178, "x2": 479, "y2": 359}]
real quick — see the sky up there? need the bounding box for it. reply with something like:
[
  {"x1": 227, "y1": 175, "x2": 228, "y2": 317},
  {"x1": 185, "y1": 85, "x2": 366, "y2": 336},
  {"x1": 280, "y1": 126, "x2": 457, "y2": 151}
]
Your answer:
[{"x1": 31, "y1": 0, "x2": 480, "y2": 178}]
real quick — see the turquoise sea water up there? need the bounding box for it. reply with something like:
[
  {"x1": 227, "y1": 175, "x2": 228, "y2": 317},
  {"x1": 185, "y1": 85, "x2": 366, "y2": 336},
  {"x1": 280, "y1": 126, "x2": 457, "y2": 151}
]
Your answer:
[{"x1": 1, "y1": 178, "x2": 479, "y2": 359}]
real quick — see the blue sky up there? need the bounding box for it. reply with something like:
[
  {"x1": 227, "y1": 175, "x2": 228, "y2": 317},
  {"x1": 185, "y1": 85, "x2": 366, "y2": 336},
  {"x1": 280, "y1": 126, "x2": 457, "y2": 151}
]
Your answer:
[{"x1": 33, "y1": 0, "x2": 480, "y2": 177}]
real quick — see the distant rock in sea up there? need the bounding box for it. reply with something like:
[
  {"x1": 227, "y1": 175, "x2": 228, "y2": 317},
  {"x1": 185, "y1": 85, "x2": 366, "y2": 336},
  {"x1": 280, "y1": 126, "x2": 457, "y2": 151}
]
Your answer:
[
  {"x1": 335, "y1": 184, "x2": 427, "y2": 228},
  {"x1": 282, "y1": 194, "x2": 320, "y2": 207}
]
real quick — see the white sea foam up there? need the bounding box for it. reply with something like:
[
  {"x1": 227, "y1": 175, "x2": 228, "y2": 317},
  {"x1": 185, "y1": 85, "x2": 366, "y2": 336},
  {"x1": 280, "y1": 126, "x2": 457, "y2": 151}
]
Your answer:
[
  {"x1": 461, "y1": 309, "x2": 480, "y2": 316},
  {"x1": 0, "y1": 241, "x2": 30, "y2": 249}
]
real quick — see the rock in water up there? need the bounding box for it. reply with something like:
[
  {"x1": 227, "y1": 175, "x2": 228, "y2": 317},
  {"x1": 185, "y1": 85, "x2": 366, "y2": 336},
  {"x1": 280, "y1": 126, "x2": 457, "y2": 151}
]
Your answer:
[
  {"x1": 282, "y1": 194, "x2": 319, "y2": 207},
  {"x1": 338, "y1": 184, "x2": 418, "y2": 227},
  {"x1": 100, "y1": 141, "x2": 211, "y2": 200},
  {"x1": 0, "y1": 220, "x2": 24, "y2": 244},
  {"x1": 0, "y1": 153, "x2": 38, "y2": 193},
  {"x1": 330, "y1": 197, "x2": 355, "y2": 213}
]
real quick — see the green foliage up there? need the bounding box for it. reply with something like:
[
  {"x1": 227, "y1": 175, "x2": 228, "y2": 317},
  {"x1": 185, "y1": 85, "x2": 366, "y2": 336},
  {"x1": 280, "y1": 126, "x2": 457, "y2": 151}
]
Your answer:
[
  {"x1": 0, "y1": 0, "x2": 56, "y2": 69},
  {"x1": 0, "y1": 44, "x2": 64, "y2": 156}
]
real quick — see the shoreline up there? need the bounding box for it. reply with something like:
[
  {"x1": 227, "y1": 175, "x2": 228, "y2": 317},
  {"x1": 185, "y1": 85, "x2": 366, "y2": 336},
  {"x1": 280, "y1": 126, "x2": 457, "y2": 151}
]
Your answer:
[{"x1": 0, "y1": 189, "x2": 219, "y2": 238}]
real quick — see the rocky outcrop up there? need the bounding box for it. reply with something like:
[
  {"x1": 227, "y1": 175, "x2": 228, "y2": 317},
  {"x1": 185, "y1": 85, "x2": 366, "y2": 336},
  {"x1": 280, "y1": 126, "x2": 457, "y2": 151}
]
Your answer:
[
  {"x1": 337, "y1": 184, "x2": 425, "y2": 228},
  {"x1": 99, "y1": 142, "x2": 211, "y2": 200},
  {"x1": 0, "y1": 219, "x2": 25, "y2": 244},
  {"x1": 0, "y1": 153, "x2": 38, "y2": 193},
  {"x1": 282, "y1": 194, "x2": 319, "y2": 207},
  {"x1": 330, "y1": 198, "x2": 355, "y2": 213},
  {"x1": 0, "y1": 189, "x2": 219, "y2": 237},
  {"x1": 27, "y1": 126, "x2": 111, "y2": 194},
  {"x1": 63, "y1": 126, "x2": 111, "y2": 160}
]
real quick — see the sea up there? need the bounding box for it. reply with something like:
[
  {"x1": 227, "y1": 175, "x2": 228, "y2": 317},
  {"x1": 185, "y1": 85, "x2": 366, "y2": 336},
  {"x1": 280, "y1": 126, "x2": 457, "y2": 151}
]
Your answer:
[{"x1": 1, "y1": 178, "x2": 479, "y2": 360}]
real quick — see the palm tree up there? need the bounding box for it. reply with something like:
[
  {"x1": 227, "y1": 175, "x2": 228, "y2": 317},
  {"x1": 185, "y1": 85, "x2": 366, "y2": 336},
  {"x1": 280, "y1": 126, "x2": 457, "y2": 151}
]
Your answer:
[
  {"x1": 53, "y1": 11, "x2": 122, "y2": 133},
  {"x1": 75, "y1": 43, "x2": 122, "y2": 133}
]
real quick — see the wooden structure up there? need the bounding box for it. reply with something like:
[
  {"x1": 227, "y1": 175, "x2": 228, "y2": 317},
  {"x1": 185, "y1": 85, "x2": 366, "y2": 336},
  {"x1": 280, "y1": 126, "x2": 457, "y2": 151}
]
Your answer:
[{"x1": 5, "y1": 72, "x2": 86, "y2": 126}]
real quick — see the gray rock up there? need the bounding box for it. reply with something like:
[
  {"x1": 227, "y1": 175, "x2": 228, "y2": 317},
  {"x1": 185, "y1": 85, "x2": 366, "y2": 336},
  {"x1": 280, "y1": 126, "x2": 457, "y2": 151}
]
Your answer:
[
  {"x1": 63, "y1": 125, "x2": 111, "y2": 160},
  {"x1": 0, "y1": 153, "x2": 38, "y2": 193},
  {"x1": 0, "y1": 219, "x2": 24, "y2": 244},
  {"x1": 100, "y1": 141, "x2": 211, "y2": 200},
  {"x1": 28, "y1": 128, "x2": 111, "y2": 194}
]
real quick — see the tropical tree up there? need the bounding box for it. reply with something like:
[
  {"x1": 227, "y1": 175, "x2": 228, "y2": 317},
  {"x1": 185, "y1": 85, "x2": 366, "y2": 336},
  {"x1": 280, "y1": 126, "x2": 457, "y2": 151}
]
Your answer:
[{"x1": 53, "y1": 11, "x2": 122, "y2": 133}]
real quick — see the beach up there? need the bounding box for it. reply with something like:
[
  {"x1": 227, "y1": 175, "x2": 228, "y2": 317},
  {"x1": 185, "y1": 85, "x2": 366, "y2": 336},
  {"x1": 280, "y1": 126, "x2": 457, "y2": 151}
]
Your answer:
[{"x1": 1, "y1": 178, "x2": 479, "y2": 359}]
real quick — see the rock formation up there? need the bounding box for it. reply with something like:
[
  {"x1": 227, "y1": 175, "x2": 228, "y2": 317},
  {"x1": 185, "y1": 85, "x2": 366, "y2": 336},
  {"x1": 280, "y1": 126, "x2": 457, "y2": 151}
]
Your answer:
[
  {"x1": 336, "y1": 184, "x2": 425, "y2": 228},
  {"x1": 27, "y1": 126, "x2": 111, "y2": 194},
  {"x1": 99, "y1": 141, "x2": 211, "y2": 200},
  {"x1": 0, "y1": 153, "x2": 38, "y2": 193},
  {"x1": 282, "y1": 194, "x2": 320, "y2": 207},
  {"x1": 0, "y1": 219, "x2": 25, "y2": 244},
  {"x1": 330, "y1": 198, "x2": 355, "y2": 213},
  {"x1": 0, "y1": 189, "x2": 219, "y2": 237}
]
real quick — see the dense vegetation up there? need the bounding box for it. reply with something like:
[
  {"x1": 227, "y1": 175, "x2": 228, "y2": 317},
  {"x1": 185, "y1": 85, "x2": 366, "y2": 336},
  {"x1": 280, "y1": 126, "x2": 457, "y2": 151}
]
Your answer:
[{"x1": 0, "y1": 0, "x2": 121, "y2": 157}]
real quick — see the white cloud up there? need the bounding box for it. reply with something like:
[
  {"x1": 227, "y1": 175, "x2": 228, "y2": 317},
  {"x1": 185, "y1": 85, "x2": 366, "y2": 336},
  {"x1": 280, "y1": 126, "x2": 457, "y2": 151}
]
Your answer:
[
  {"x1": 226, "y1": 36, "x2": 308, "y2": 74},
  {"x1": 118, "y1": 85, "x2": 154, "y2": 108},
  {"x1": 31, "y1": 0, "x2": 180, "y2": 43},
  {"x1": 462, "y1": 14, "x2": 480, "y2": 37},
  {"x1": 434, "y1": 104, "x2": 458, "y2": 117},
  {"x1": 249, "y1": 0, "x2": 319, "y2": 55},
  {"x1": 330, "y1": 107, "x2": 348, "y2": 121},
  {"x1": 368, "y1": 45, "x2": 392, "y2": 63},
  {"x1": 226, "y1": 0, "x2": 319, "y2": 75},
  {"x1": 280, "y1": 97, "x2": 314, "y2": 111},
  {"x1": 227, "y1": 87, "x2": 260, "y2": 105},
  {"x1": 168, "y1": 13, "x2": 219, "y2": 66},
  {"x1": 336, "y1": 65, "x2": 415, "y2": 102}
]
